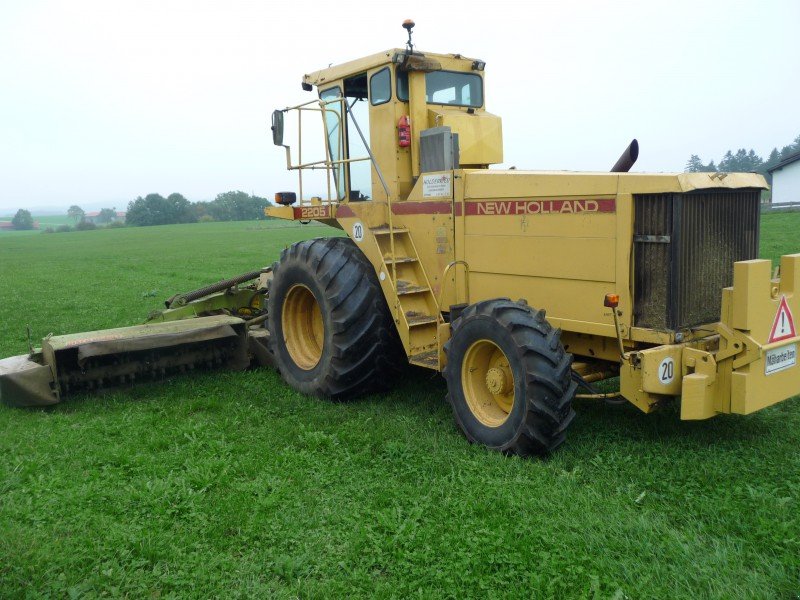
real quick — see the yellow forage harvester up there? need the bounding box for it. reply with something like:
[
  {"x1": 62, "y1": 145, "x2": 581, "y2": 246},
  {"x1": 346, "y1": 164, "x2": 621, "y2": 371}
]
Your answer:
[{"x1": 2, "y1": 21, "x2": 798, "y2": 456}]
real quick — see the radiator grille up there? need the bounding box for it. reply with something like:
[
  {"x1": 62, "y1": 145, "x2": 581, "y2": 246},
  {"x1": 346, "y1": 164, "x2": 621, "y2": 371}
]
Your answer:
[{"x1": 633, "y1": 190, "x2": 760, "y2": 331}]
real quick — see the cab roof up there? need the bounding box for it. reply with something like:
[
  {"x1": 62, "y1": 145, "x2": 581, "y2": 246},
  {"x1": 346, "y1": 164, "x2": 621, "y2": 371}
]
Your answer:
[{"x1": 301, "y1": 49, "x2": 480, "y2": 88}]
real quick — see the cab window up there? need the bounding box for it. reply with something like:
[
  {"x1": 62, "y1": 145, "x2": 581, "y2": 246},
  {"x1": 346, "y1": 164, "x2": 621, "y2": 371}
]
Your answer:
[
  {"x1": 396, "y1": 70, "x2": 483, "y2": 108},
  {"x1": 370, "y1": 68, "x2": 391, "y2": 106}
]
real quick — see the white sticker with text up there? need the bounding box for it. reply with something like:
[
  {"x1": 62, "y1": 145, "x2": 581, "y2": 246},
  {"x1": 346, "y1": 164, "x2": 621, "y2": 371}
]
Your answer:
[
  {"x1": 765, "y1": 344, "x2": 796, "y2": 375},
  {"x1": 422, "y1": 173, "x2": 452, "y2": 198}
]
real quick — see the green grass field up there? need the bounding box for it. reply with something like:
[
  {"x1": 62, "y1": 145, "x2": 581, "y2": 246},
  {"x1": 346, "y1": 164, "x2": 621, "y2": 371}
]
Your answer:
[{"x1": 1, "y1": 215, "x2": 799, "y2": 598}]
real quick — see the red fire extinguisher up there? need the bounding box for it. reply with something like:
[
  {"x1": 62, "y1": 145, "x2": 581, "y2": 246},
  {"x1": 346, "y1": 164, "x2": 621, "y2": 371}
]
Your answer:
[{"x1": 398, "y1": 115, "x2": 411, "y2": 148}]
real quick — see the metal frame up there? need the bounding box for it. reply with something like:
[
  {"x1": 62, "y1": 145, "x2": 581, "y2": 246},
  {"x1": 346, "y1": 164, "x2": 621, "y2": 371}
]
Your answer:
[{"x1": 278, "y1": 96, "x2": 390, "y2": 206}]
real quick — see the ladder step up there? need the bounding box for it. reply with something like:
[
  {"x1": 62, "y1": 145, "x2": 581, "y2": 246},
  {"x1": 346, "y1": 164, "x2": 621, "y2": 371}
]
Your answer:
[
  {"x1": 396, "y1": 280, "x2": 430, "y2": 296},
  {"x1": 406, "y1": 312, "x2": 438, "y2": 327},
  {"x1": 372, "y1": 226, "x2": 408, "y2": 235},
  {"x1": 384, "y1": 256, "x2": 417, "y2": 265},
  {"x1": 409, "y1": 350, "x2": 439, "y2": 369}
]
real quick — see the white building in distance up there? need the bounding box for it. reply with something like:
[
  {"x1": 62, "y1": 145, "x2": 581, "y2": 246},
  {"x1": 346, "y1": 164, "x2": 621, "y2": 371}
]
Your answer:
[{"x1": 768, "y1": 151, "x2": 800, "y2": 205}]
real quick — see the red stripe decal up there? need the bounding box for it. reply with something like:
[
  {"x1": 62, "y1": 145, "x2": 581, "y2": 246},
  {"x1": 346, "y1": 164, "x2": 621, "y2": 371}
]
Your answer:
[
  {"x1": 391, "y1": 201, "x2": 453, "y2": 215},
  {"x1": 324, "y1": 198, "x2": 615, "y2": 219},
  {"x1": 335, "y1": 205, "x2": 355, "y2": 217}
]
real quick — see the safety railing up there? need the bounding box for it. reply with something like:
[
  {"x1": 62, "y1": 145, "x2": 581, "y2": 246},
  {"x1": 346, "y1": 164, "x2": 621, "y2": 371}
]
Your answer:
[{"x1": 277, "y1": 96, "x2": 390, "y2": 205}]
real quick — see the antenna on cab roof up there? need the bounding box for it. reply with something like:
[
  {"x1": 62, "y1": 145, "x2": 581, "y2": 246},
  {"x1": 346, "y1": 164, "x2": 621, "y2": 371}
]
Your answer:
[{"x1": 402, "y1": 19, "x2": 415, "y2": 53}]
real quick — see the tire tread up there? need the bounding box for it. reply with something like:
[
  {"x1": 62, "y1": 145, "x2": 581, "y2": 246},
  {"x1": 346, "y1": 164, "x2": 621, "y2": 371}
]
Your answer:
[
  {"x1": 267, "y1": 237, "x2": 401, "y2": 399},
  {"x1": 444, "y1": 298, "x2": 576, "y2": 456}
]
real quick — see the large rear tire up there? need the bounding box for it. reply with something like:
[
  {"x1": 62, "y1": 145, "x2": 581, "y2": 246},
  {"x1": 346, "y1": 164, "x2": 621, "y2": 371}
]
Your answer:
[
  {"x1": 267, "y1": 237, "x2": 400, "y2": 399},
  {"x1": 443, "y1": 298, "x2": 577, "y2": 456}
]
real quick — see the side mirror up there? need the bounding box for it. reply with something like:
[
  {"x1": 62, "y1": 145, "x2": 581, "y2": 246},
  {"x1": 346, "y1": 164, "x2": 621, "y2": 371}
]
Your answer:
[{"x1": 271, "y1": 110, "x2": 284, "y2": 146}]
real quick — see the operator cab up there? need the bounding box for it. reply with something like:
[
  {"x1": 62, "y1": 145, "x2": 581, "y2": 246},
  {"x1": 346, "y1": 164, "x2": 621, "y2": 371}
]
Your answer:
[{"x1": 275, "y1": 21, "x2": 503, "y2": 205}]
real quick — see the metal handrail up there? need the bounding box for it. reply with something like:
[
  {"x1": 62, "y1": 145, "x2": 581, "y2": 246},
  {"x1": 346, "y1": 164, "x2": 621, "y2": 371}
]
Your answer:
[
  {"x1": 279, "y1": 96, "x2": 390, "y2": 205},
  {"x1": 436, "y1": 261, "x2": 471, "y2": 311}
]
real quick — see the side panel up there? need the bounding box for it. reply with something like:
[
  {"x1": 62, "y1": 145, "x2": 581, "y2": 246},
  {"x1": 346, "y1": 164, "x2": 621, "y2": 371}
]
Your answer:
[
  {"x1": 465, "y1": 236, "x2": 615, "y2": 282},
  {"x1": 460, "y1": 171, "x2": 624, "y2": 336}
]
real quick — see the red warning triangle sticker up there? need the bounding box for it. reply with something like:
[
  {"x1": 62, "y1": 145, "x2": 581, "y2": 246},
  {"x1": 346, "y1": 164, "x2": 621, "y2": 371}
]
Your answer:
[{"x1": 768, "y1": 295, "x2": 796, "y2": 343}]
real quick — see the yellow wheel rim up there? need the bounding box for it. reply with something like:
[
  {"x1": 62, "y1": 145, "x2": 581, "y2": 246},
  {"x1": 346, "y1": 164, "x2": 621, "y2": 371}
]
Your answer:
[
  {"x1": 461, "y1": 339, "x2": 515, "y2": 428},
  {"x1": 282, "y1": 284, "x2": 324, "y2": 370}
]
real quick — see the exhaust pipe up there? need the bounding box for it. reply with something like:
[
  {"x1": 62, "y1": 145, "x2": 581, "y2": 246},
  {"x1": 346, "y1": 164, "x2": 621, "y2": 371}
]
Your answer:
[{"x1": 610, "y1": 139, "x2": 639, "y2": 173}]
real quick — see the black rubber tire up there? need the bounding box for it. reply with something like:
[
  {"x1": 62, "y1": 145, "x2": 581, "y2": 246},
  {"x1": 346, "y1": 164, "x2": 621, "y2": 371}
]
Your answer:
[
  {"x1": 267, "y1": 237, "x2": 401, "y2": 399},
  {"x1": 443, "y1": 298, "x2": 577, "y2": 456}
]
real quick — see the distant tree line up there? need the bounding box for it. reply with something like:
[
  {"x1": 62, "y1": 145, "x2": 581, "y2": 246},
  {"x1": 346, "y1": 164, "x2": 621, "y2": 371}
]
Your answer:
[
  {"x1": 5, "y1": 190, "x2": 274, "y2": 233},
  {"x1": 685, "y1": 134, "x2": 800, "y2": 184},
  {"x1": 126, "y1": 191, "x2": 273, "y2": 227}
]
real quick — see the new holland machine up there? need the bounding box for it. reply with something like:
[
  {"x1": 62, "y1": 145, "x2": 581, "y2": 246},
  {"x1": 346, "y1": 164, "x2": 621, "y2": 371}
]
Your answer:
[{"x1": 2, "y1": 22, "x2": 798, "y2": 456}]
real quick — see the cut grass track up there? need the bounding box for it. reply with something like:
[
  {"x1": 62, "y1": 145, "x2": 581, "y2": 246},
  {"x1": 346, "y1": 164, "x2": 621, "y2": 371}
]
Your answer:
[{"x1": 1, "y1": 216, "x2": 799, "y2": 598}]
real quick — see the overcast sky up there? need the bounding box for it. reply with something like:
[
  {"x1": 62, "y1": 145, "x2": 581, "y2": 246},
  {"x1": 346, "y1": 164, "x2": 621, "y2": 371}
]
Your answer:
[{"x1": 0, "y1": 0, "x2": 798, "y2": 213}]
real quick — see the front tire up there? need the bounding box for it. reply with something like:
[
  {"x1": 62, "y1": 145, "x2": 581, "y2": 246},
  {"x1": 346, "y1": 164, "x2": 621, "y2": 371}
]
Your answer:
[
  {"x1": 267, "y1": 237, "x2": 400, "y2": 399},
  {"x1": 443, "y1": 298, "x2": 577, "y2": 456}
]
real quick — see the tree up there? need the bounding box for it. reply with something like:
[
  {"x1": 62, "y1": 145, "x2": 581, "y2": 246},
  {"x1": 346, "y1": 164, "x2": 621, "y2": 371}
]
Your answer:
[
  {"x1": 166, "y1": 193, "x2": 196, "y2": 224},
  {"x1": 684, "y1": 155, "x2": 716, "y2": 173},
  {"x1": 210, "y1": 191, "x2": 273, "y2": 221},
  {"x1": 718, "y1": 148, "x2": 763, "y2": 173},
  {"x1": 718, "y1": 150, "x2": 736, "y2": 172},
  {"x1": 734, "y1": 149, "x2": 749, "y2": 170},
  {"x1": 685, "y1": 133, "x2": 799, "y2": 179},
  {"x1": 67, "y1": 205, "x2": 85, "y2": 223},
  {"x1": 766, "y1": 147, "x2": 781, "y2": 167},
  {"x1": 685, "y1": 154, "x2": 704, "y2": 172},
  {"x1": 11, "y1": 209, "x2": 34, "y2": 230},
  {"x1": 126, "y1": 191, "x2": 274, "y2": 226},
  {"x1": 779, "y1": 136, "x2": 800, "y2": 160},
  {"x1": 126, "y1": 193, "x2": 199, "y2": 226},
  {"x1": 746, "y1": 149, "x2": 763, "y2": 171},
  {"x1": 210, "y1": 191, "x2": 246, "y2": 221},
  {"x1": 97, "y1": 208, "x2": 117, "y2": 223},
  {"x1": 126, "y1": 194, "x2": 172, "y2": 227},
  {"x1": 192, "y1": 201, "x2": 212, "y2": 221}
]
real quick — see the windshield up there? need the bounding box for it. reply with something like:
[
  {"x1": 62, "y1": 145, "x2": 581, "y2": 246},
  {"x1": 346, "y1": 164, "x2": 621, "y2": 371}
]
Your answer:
[{"x1": 397, "y1": 70, "x2": 483, "y2": 108}]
